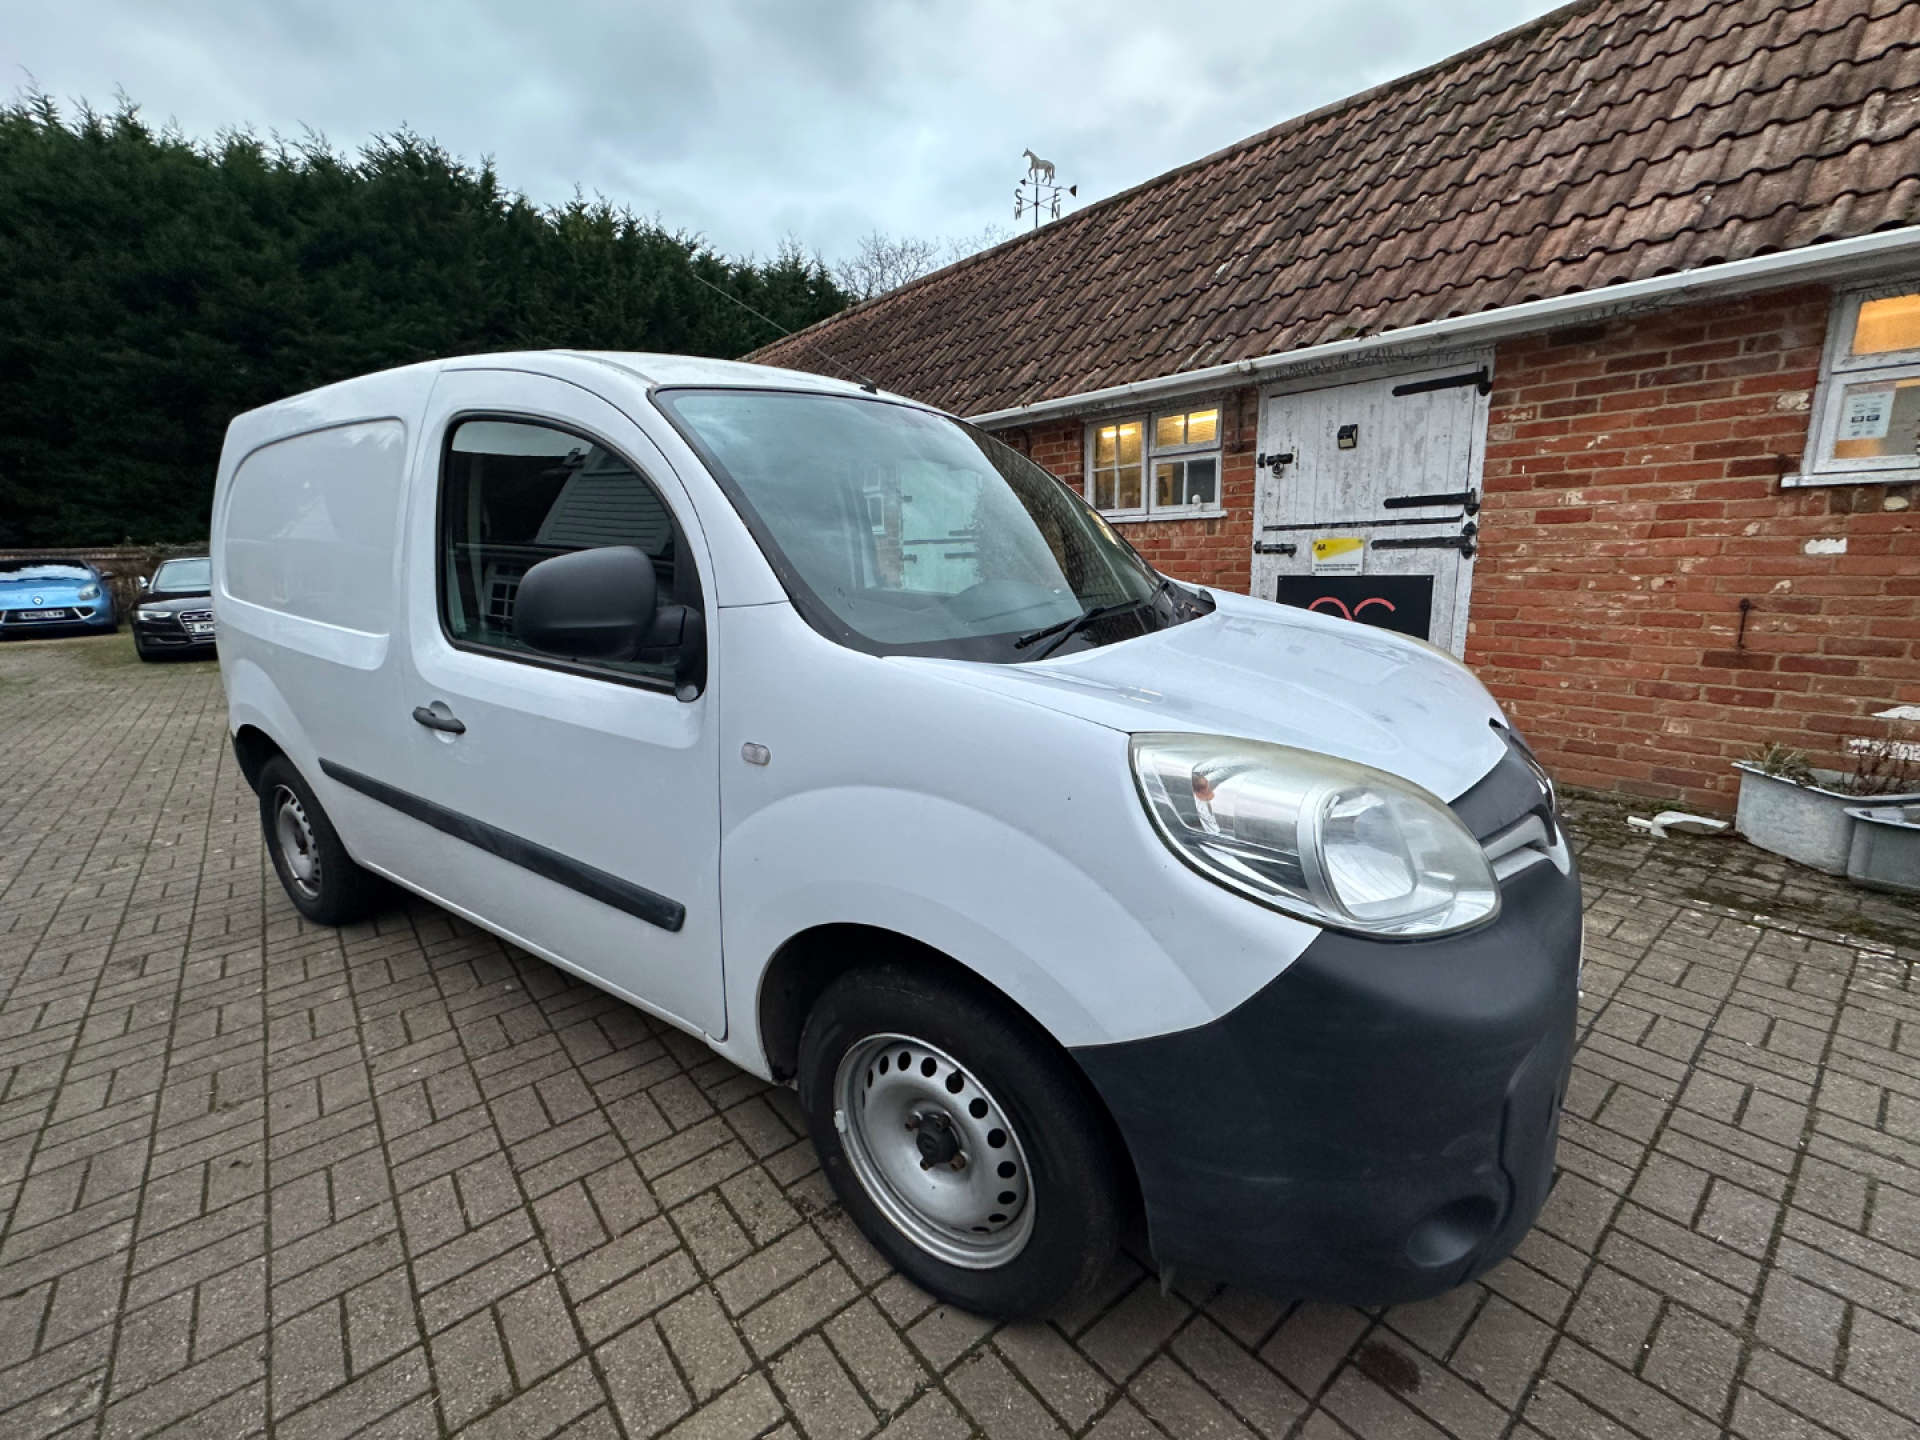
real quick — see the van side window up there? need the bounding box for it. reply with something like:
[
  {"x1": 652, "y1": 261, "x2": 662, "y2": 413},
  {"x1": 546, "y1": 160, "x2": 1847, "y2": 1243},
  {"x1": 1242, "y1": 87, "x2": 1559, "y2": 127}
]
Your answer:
[{"x1": 439, "y1": 418, "x2": 699, "y2": 685}]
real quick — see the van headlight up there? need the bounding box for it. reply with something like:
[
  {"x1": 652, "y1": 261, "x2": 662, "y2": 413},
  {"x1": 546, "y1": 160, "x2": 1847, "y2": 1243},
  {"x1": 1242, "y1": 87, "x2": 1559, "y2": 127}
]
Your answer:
[{"x1": 1130, "y1": 733, "x2": 1499, "y2": 938}]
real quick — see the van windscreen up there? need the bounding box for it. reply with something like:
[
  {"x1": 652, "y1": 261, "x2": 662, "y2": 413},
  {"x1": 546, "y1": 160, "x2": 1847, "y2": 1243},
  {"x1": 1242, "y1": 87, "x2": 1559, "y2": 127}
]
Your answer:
[{"x1": 657, "y1": 389, "x2": 1175, "y2": 662}]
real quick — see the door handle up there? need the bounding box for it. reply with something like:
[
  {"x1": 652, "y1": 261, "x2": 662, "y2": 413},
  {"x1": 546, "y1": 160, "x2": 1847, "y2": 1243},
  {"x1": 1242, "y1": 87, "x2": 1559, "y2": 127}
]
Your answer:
[{"x1": 411, "y1": 703, "x2": 466, "y2": 735}]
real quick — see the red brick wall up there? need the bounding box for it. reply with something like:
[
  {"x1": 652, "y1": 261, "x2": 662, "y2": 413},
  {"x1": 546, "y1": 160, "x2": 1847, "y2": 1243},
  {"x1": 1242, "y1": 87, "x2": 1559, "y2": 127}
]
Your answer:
[
  {"x1": 1003, "y1": 390, "x2": 1258, "y2": 594},
  {"x1": 1473, "y1": 285, "x2": 1920, "y2": 812}
]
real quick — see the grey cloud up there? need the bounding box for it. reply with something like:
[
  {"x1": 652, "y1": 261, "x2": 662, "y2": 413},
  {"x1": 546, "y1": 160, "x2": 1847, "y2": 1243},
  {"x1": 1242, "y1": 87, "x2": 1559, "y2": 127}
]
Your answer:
[{"x1": 3, "y1": 0, "x2": 1563, "y2": 259}]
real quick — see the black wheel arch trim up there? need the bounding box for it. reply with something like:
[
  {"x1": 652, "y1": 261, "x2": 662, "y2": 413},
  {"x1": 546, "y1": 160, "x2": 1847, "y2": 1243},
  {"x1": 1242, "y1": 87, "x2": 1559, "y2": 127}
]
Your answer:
[{"x1": 316, "y1": 758, "x2": 686, "y2": 933}]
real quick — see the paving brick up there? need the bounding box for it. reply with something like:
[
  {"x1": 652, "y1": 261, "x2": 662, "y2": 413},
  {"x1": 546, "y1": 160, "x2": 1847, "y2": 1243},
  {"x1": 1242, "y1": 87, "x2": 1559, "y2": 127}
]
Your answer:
[
  {"x1": 873, "y1": 1390, "x2": 971, "y2": 1440},
  {"x1": 772, "y1": 1334, "x2": 878, "y2": 1440},
  {"x1": 1077, "y1": 1281, "x2": 1190, "y2": 1384},
  {"x1": 1564, "y1": 1264, "x2": 1661, "y2": 1370},
  {"x1": 499, "y1": 1274, "x2": 582, "y2": 1385},
  {"x1": 1257, "y1": 1305, "x2": 1367, "y2": 1397},
  {"x1": 598, "y1": 1319, "x2": 691, "y2": 1438},
  {"x1": 1841, "y1": 1309, "x2": 1920, "y2": 1423},
  {"x1": 671, "y1": 1191, "x2": 754, "y2": 1276},
  {"x1": 1169, "y1": 1317, "x2": 1303, "y2": 1439},
  {"x1": 577, "y1": 1248, "x2": 701, "y2": 1346},
  {"x1": 1744, "y1": 1349, "x2": 1916, "y2": 1440},
  {"x1": 743, "y1": 1261, "x2": 860, "y2": 1359},
  {"x1": 994, "y1": 1320, "x2": 1112, "y2": 1430},
  {"x1": 905, "y1": 1303, "x2": 994, "y2": 1373},
  {"x1": 1755, "y1": 1270, "x2": 1847, "y2": 1374},
  {"x1": 824, "y1": 1299, "x2": 928, "y2": 1416},
  {"x1": 426, "y1": 1310, "x2": 512, "y2": 1429},
  {"x1": 663, "y1": 1372, "x2": 784, "y2": 1440},
  {"x1": 1548, "y1": 1340, "x2": 1721, "y2": 1440},
  {"x1": 275, "y1": 1347, "x2": 433, "y2": 1440},
  {"x1": 659, "y1": 1287, "x2": 753, "y2": 1402},
  {"x1": 1641, "y1": 1305, "x2": 1742, "y2": 1418},
  {"x1": 947, "y1": 1347, "x2": 1067, "y2": 1440}
]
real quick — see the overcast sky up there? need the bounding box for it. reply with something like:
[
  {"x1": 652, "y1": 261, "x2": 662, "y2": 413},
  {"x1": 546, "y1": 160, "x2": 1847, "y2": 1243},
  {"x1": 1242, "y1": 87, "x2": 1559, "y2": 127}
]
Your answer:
[{"x1": 4, "y1": 0, "x2": 1567, "y2": 264}]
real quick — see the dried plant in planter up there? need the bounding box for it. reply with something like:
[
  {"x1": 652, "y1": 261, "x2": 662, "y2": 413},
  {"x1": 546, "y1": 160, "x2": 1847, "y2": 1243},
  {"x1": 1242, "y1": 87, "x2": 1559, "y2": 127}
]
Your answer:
[
  {"x1": 1747, "y1": 742, "x2": 1817, "y2": 787},
  {"x1": 1841, "y1": 738, "x2": 1920, "y2": 797}
]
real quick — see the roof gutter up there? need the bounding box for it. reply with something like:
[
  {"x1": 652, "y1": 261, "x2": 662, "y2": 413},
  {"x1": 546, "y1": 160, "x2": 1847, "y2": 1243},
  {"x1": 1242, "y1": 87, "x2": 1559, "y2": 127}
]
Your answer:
[{"x1": 966, "y1": 225, "x2": 1920, "y2": 426}]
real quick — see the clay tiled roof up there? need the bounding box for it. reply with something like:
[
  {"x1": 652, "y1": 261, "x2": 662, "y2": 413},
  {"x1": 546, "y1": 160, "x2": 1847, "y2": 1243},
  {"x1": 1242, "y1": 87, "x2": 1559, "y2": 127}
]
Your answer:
[{"x1": 752, "y1": 0, "x2": 1920, "y2": 415}]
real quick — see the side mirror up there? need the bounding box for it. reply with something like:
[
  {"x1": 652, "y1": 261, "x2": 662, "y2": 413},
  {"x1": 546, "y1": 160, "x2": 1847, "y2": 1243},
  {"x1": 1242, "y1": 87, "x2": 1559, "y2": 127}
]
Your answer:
[
  {"x1": 513, "y1": 546, "x2": 659, "y2": 661},
  {"x1": 137, "y1": 576, "x2": 149, "y2": 592}
]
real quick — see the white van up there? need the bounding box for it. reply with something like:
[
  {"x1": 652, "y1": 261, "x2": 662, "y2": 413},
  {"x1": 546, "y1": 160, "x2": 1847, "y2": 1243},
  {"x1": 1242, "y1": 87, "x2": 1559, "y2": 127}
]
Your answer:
[{"x1": 212, "y1": 353, "x2": 1581, "y2": 1316}]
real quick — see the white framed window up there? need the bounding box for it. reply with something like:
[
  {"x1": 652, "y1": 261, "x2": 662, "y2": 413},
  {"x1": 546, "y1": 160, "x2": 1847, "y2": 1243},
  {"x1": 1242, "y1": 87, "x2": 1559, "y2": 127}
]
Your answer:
[
  {"x1": 1085, "y1": 406, "x2": 1223, "y2": 518},
  {"x1": 1791, "y1": 284, "x2": 1920, "y2": 486}
]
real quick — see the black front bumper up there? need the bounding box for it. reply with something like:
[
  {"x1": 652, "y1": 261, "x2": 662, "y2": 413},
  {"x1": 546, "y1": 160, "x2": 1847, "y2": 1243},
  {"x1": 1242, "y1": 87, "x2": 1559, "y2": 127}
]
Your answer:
[
  {"x1": 133, "y1": 618, "x2": 215, "y2": 650},
  {"x1": 1073, "y1": 832, "x2": 1580, "y2": 1305}
]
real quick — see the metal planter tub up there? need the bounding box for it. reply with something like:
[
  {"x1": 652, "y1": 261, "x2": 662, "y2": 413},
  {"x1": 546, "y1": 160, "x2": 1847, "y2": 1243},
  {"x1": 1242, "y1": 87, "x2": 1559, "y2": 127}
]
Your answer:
[
  {"x1": 1732, "y1": 763, "x2": 1920, "y2": 876},
  {"x1": 1844, "y1": 804, "x2": 1920, "y2": 894}
]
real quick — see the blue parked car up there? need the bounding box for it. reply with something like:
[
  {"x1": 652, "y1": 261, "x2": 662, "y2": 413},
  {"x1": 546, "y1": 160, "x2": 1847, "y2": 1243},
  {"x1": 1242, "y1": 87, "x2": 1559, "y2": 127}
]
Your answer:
[{"x1": 0, "y1": 558, "x2": 119, "y2": 638}]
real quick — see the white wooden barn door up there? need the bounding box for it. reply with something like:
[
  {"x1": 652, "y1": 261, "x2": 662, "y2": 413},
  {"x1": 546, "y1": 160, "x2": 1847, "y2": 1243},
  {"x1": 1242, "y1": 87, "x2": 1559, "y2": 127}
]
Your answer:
[{"x1": 1250, "y1": 355, "x2": 1492, "y2": 656}]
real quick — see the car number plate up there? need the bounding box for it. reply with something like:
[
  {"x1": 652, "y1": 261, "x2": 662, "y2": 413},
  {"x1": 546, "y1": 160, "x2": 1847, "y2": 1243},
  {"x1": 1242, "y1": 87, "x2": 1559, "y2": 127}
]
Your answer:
[
  {"x1": 186, "y1": 621, "x2": 215, "y2": 635},
  {"x1": 20, "y1": 609, "x2": 68, "y2": 621}
]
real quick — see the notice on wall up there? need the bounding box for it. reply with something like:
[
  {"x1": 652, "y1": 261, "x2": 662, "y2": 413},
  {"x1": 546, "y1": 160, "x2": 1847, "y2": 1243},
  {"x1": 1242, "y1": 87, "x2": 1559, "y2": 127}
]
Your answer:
[
  {"x1": 1841, "y1": 389, "x2": 1894, "y2": 441},
  {"x1": 1311, "y1": 536, "x2": 1365, "y2": 575}
]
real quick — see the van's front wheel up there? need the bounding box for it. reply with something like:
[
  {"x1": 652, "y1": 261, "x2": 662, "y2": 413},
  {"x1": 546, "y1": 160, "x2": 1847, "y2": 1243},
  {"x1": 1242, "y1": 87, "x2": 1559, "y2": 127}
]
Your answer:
[
  {"x1": 797, "y1": 965, "x2": 1124, "y2": 1317},
  {"x1": 258, "y1": 756, "x2": 384, "y2": 926}
]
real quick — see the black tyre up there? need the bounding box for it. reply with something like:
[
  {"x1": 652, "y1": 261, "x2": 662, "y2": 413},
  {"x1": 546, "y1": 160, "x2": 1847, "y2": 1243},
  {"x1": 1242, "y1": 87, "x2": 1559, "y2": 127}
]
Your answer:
[
  {"x1": 798, "y1": 964, "x2": 1125, "y2": 1317},
  {"x1": 257, "y1": 755, "x2": 384, "y2": 925},
  {"x1": 133, "y1": 635, "x2": 155, "y2": 661}
]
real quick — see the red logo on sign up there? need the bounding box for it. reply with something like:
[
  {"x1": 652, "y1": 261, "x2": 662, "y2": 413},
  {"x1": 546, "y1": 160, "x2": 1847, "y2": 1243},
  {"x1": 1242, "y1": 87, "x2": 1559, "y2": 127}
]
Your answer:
[{"x1": 1306, "y1": 596, "x2": 1398, "y2": 621}]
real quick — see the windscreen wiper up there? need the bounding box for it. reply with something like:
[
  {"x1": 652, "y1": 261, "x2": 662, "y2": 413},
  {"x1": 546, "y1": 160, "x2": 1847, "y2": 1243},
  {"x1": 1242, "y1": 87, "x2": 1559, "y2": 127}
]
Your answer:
[{"x1": 1012, "y1": 598, "x2": 1142, "y2": 661}]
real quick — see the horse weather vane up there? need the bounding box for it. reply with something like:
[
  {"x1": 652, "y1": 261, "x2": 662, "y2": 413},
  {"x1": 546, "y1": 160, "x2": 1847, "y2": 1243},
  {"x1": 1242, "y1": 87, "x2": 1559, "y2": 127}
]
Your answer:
[{"x1": 1015, "y1": 148, "x2": 1076, "y2": 231}]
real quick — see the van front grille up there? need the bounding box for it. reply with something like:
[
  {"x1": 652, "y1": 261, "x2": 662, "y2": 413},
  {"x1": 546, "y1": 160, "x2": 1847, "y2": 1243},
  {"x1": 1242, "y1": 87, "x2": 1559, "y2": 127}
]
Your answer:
[{"x1": 1482, "y1": 813, "x2": 1570, "y2": 882}]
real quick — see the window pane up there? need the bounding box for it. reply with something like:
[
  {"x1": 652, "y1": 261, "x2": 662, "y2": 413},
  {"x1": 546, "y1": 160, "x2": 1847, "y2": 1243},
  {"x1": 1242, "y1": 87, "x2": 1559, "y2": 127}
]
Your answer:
[
  {"x1": 1182, "y1": 456, "x2": 1218, "y2": 506},
  {"x1": 1115, "y1": 421, "x2": 1142, "y2": 467},
  {"x1": 1830, "y1": 376, "x2": 1920, "y2": 461},
  {"x1": 1115, "y1": 466, "x2": 1142, "y2": 511},
  {"x1": 1154, "y1": 461, "x2": 1178, "y2": 508},
  {"x1": 1852, "y1": 294, "x2": 1920, "y2": 357},
  {"x1": 1092, "y1": 468, "x2": 1118, "y2": 510},
  {"x1": 1093, "y1": 426, "x2": 1117, "y2": 466},
  {"x1": 441, "y1": 418, "x2": 692, "y2": 682},
  {"x1": 1185, "y1": 409, "x2": 1219, "y2": 446},
  {"x1": 1154, "y1": 414, "x2": 1185, "y2": 449}
]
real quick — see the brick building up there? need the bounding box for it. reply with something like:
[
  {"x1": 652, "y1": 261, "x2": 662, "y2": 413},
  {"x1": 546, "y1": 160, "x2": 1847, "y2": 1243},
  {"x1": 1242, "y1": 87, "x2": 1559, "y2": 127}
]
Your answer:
[{"x1": 756, "y1": 0, "x2": 1920, "y2": 811}]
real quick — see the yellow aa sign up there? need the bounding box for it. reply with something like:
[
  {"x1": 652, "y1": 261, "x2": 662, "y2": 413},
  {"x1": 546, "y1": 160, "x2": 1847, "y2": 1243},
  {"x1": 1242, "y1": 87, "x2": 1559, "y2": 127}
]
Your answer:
[{"x1": 1311, "y1": 536, "x2": 1364, "y2": 575}]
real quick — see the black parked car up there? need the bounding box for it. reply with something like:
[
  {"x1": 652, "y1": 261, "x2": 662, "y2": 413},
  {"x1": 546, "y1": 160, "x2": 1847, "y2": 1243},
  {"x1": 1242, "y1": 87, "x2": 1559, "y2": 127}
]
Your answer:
[{"x1": 132, "y1": 557, "x2": 216, "y2": 660}]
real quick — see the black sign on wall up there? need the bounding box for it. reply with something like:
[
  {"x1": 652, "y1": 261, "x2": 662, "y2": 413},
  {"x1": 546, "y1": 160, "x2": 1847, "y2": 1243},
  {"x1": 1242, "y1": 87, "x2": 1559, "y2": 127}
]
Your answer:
[{"x1": 1275, "y1": 575, "x2": 1435, "y2": 640}]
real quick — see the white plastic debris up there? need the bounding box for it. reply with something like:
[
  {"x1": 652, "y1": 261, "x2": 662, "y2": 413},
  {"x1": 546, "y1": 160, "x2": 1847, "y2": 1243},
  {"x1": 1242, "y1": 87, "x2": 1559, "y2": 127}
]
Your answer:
[{"x1": 1627, "y1": 811, "x2": 1731, "y2": 839}]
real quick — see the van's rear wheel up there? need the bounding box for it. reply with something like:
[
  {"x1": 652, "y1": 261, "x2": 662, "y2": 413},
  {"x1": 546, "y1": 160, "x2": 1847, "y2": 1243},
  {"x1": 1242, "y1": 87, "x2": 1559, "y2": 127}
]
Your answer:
[
  {"x1": 258, "y1": 756, "x2": 383, "y2": 926},
  {"x1": 797, "y1": 964, "x2": 1124, "y2": 1317}
]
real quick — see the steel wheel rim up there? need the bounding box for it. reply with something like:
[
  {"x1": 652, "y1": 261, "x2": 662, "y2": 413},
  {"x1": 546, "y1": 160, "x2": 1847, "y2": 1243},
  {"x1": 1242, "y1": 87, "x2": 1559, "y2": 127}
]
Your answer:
[
  {"x1": 273, "y1": 786, "x2": 321, "y2": 899},
  {"x1": 833, "y1": 1032, "x2": 1035, "y2": 1269}
]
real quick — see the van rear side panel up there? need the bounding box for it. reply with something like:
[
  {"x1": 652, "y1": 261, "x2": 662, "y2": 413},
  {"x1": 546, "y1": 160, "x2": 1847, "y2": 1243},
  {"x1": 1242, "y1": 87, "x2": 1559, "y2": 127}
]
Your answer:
[
  {"x1": 213, "y1": 367, "x2": 438, "y2": 873},
  {"x1": 224, "y1": 419, "x2": 407, "y2": 645}
]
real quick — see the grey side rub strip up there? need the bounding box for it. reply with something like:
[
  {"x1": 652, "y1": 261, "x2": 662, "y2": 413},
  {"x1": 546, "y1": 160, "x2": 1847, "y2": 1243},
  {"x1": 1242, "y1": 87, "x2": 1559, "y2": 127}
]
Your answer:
[{"x1": 318, "y1": 759, "x2": 686, "y2": 933}]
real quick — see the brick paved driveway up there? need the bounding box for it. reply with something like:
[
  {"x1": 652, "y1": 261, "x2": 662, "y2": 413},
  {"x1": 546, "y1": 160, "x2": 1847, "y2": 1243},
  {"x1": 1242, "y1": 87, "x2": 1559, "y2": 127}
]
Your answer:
[{"x1": 2, "y1": 632, "x2": 1917, "y2": 1440}]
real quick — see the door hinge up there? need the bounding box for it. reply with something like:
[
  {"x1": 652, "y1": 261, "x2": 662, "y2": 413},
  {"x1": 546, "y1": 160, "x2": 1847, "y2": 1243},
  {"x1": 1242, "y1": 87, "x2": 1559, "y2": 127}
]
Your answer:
[
  {"x1": 1370, "y1": 521, "x2": 1478, "y2": 558},
  {"x1": 1384, "y1": 489, "x2": 1480, "y2": 515},
  {"x1": 1392, "y1": 367, "x2": 1491, "y2": 397}
]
